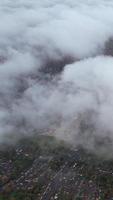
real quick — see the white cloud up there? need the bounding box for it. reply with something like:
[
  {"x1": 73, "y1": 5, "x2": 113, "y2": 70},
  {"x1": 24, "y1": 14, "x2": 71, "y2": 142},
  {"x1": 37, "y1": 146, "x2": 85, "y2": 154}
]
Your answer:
[{"x1": 1, "y1": 0, "x2": 113, "y2": 156}]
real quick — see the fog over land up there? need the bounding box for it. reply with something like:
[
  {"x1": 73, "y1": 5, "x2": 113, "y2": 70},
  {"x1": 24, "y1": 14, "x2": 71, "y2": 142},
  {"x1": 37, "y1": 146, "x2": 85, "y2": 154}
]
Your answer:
[{"x1": 1, "y1": 0, "x2": 113, "y2": 156}]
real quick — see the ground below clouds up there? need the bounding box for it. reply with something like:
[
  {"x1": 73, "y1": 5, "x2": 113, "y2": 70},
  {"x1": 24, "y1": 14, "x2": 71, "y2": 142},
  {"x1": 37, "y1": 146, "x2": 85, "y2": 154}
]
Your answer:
[{"x1": 0, "y1": 135, "x2": 113, "y2": 200}]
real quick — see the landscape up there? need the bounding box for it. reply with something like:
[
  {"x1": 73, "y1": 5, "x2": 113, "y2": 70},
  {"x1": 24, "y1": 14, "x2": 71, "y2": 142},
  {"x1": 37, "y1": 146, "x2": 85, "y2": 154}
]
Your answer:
[
  {"x1": 1, "y1": 0, "x2": 113, "y2": 199},
  {"x1": 1, "y1": 135, "x2": 113, "y2": 200}
]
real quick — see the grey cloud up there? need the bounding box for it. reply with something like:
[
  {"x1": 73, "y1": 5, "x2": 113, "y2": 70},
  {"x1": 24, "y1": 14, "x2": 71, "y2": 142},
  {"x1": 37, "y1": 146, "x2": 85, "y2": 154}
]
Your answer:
[{"x1": 1, "y1": 0, "x2": 113, "y2": 157}]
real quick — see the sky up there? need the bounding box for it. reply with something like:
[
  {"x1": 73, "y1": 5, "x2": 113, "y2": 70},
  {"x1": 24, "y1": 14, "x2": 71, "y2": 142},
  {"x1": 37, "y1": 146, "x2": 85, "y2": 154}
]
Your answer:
[{"x1": 1, "y1": 0, "x2": 113, "y2": 156}]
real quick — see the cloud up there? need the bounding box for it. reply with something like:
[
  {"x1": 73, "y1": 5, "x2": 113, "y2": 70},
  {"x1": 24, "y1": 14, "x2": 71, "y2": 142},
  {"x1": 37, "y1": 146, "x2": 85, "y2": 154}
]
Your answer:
[{"x1": 1, "y1": 0, "x2": 113, "y2": 156}]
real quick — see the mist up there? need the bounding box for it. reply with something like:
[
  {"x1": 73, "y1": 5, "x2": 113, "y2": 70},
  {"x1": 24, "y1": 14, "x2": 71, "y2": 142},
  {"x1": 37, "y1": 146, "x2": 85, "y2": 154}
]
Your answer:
[{"x1": 1, "y1": 0, "x2": 113, "y2": 156}]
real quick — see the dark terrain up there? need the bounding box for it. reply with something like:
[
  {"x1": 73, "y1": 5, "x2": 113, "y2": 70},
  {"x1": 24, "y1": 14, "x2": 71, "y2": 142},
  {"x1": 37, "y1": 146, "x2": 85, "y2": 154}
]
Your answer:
[{"x1": 0, "y1": 135, "x2": 113, "y2": 200}]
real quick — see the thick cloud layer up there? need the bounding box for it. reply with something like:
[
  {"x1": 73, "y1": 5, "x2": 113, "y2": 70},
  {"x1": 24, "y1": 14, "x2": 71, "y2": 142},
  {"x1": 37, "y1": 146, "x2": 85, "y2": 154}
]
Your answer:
[{"x1": 1, "y1": 0, "x2": 113, "y2": 156}]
